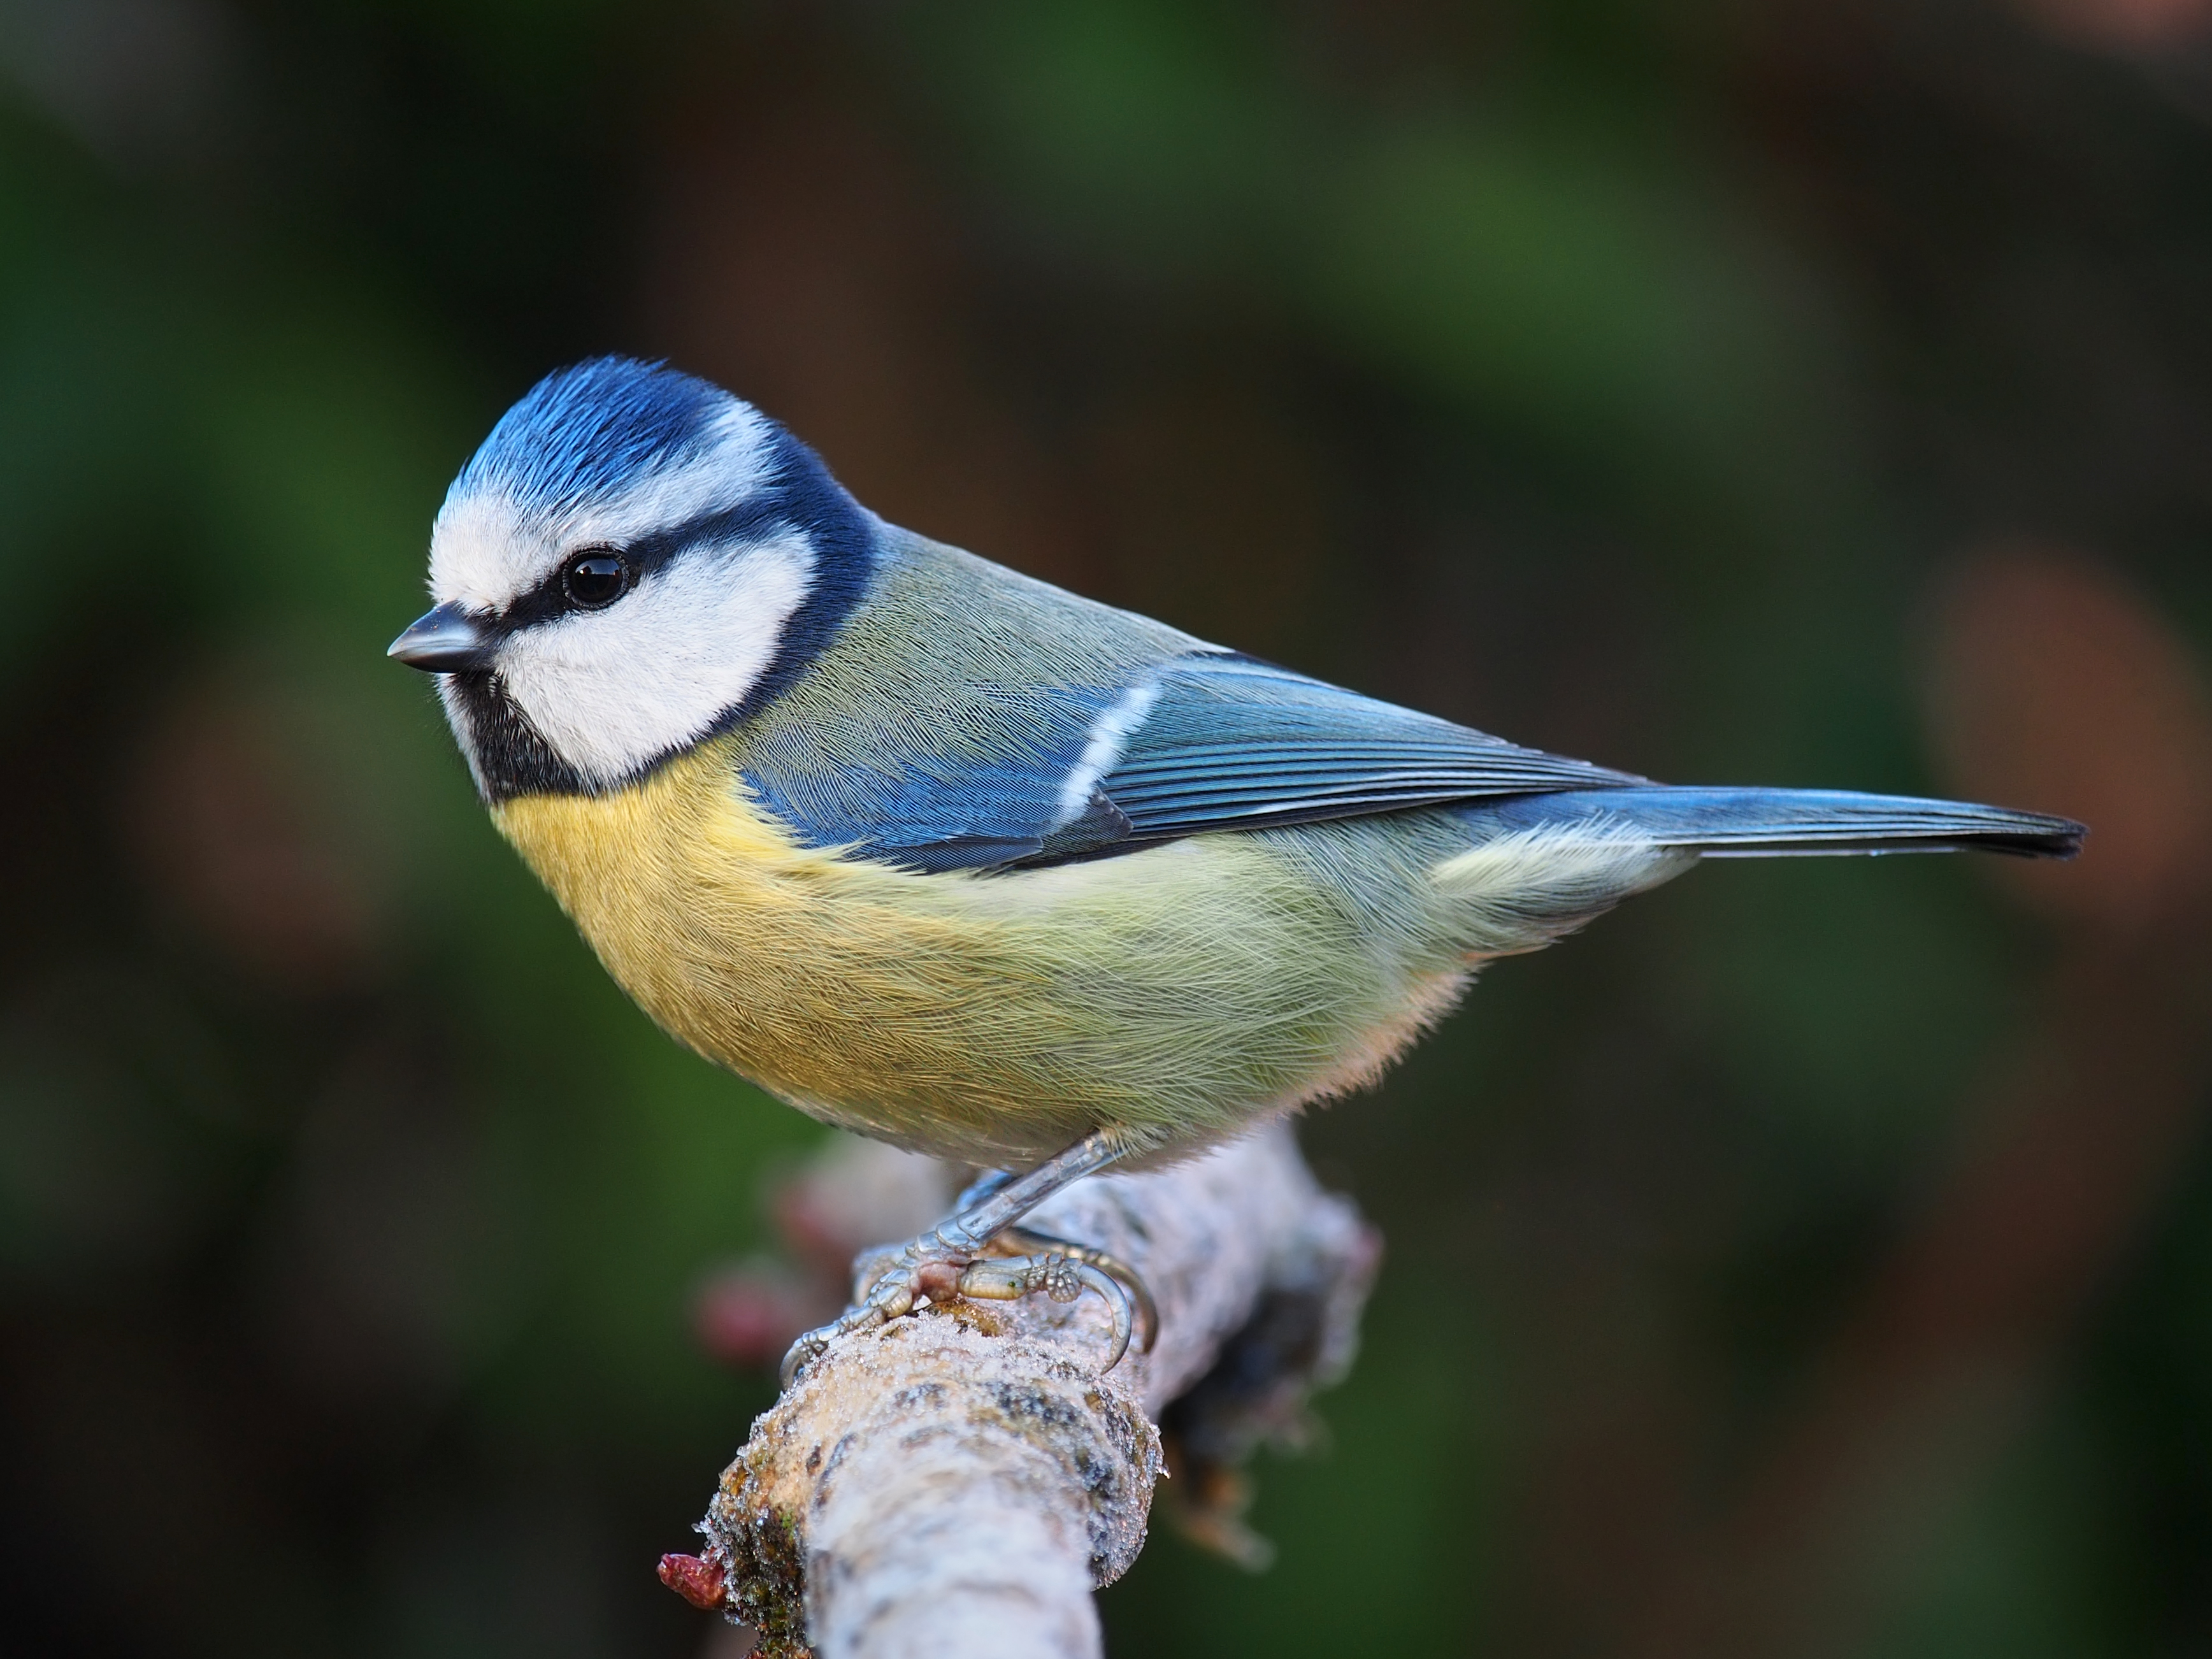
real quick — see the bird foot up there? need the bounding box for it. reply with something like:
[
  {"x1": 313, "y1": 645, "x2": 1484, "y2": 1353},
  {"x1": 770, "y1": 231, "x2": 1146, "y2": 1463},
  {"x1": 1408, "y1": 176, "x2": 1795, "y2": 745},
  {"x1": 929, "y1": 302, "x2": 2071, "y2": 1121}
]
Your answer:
[
  {"x1": 778, "y1": 1234, "x2": 1153, "y2": 1388},
  {"x1": 778, "y1": 1130, "x2": 1158, "y2": 1388}
]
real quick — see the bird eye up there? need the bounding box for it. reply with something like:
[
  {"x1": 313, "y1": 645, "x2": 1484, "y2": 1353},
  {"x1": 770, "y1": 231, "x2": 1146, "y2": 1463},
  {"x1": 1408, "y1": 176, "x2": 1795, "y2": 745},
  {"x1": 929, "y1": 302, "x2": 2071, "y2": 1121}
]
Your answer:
[{"x1": 562, "y1": 550, "x2": 633, "y2": 610}]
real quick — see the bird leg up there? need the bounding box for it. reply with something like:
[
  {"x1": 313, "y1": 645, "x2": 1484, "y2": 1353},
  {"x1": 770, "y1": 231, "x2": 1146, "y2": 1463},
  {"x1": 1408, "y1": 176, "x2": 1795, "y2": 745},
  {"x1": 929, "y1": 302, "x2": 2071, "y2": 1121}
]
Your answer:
[
  {"x1": 934, "y1": 1168, "x2": 1161, "y2": 1345},
  {"x1": 998, "y1": 1225, "x2": 1162, "y2": 1354},
  {"x1": 779, "y1": 1128, "x2": 1156, "y2": 1387}
]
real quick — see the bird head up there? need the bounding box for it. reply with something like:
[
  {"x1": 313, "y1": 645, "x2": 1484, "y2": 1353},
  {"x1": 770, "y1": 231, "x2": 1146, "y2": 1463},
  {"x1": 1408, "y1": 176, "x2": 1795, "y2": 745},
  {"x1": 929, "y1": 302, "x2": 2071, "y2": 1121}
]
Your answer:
[{"x1": 390, "y1": 357, "x2": 873, "y2": 801}]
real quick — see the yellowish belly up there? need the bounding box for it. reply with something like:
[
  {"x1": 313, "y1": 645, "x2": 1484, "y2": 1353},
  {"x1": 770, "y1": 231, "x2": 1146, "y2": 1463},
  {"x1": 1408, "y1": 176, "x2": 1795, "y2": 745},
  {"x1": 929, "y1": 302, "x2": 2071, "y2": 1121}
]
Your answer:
[{"x1": 491, "y1": 738, "x2": 1460, "y2": 1167}]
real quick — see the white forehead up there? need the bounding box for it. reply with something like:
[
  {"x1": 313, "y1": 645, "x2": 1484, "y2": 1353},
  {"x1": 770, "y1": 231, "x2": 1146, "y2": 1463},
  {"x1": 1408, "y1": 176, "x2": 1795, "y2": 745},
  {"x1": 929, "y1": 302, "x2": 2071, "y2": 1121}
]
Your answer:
[{"x1": 427, "y1": 400, "x2": 774, "y2": 614}]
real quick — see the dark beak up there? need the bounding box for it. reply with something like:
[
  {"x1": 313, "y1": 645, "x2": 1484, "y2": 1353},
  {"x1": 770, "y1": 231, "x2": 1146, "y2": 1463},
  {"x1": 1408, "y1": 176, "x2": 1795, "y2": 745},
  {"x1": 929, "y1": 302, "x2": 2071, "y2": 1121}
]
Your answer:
[{"x1": 388, "y1": 601, "x2": 494, "y2": 673}]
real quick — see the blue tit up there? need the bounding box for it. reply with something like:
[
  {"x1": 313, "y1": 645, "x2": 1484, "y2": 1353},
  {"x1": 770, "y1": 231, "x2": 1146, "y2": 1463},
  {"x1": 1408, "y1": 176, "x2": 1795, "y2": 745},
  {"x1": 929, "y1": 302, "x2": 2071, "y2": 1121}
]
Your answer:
[{"x1": 389, "y1": 357, "x2": 2081, "y2": 1377}]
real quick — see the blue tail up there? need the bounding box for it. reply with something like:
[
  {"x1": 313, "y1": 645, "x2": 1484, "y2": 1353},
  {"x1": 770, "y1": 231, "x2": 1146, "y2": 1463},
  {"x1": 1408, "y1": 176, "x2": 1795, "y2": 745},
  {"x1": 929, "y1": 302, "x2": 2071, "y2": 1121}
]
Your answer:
[{"x1": 1477, "y1": 786, "x2": 2083, "y2": 859}]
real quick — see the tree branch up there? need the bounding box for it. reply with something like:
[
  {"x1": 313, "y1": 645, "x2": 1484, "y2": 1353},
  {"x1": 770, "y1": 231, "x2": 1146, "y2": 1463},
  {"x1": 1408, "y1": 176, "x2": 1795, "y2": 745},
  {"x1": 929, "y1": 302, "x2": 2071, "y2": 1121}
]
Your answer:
[{"x1": 670, "y1": 1123, "x2": 1378, "y2": 1659}]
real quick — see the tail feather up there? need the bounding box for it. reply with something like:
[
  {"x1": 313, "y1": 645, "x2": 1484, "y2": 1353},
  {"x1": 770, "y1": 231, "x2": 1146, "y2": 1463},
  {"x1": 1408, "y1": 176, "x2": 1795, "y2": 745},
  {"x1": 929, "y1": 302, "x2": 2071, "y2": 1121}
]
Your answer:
[{"x1": 1480, "y1": 786, "x2": 2084, "y2": 860}]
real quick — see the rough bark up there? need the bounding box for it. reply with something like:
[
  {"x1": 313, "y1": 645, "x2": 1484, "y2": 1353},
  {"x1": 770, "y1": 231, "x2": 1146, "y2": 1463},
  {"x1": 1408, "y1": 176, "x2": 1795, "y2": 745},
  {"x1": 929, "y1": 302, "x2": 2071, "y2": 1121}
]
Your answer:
[{"x1": 681, "y1": 1123, "x2": 1377, "y2": 1659}]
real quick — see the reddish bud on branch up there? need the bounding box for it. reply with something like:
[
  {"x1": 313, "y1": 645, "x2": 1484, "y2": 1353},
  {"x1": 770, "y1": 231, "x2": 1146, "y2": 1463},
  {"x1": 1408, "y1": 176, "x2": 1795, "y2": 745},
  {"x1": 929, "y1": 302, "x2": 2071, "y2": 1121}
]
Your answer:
[{"x1": 658, "y1": 1552, "x2": 728, "y2": 1611}]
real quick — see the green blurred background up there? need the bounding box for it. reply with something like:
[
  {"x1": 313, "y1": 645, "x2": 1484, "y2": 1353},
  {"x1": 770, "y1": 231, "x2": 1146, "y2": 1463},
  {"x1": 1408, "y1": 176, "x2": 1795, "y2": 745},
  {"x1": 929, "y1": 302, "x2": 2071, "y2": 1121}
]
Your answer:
[{"x1": 6, "y1": 1, "x2": 2212, "y2": 1654}]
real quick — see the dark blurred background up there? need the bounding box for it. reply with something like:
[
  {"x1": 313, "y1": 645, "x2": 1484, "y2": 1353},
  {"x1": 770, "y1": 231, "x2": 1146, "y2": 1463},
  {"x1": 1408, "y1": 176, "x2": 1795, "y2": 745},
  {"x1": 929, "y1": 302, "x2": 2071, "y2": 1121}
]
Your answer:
[{"x1": 4, "y1": 1, "x2": 2212, "y2": 1654}]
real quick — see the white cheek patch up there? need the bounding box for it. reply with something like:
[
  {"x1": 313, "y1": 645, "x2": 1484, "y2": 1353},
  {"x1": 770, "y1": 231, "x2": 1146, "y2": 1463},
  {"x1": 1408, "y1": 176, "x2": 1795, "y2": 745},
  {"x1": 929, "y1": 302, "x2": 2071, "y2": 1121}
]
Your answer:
[
  {"x1": 428, "y1": 401, "x2": 774, "y2": 614},
  {"x1": 495, "y1": 530, "x2": 816, "y2": 787}
]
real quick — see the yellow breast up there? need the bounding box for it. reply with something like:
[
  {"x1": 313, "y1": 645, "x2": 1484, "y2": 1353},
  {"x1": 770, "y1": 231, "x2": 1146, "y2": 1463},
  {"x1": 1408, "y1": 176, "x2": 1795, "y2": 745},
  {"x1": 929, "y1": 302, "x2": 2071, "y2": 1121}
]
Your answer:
[{"x1": 489, "y1": 736, "x2": 1457, "y2": 1167}]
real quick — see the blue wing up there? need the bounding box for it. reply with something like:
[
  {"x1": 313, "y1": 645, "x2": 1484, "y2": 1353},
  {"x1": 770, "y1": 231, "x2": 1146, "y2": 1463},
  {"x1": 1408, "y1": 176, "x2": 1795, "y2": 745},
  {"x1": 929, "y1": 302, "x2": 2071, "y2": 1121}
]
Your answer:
[
  {"x1": 1469, "y1": 785, "x2": 2083, "y2": 858},
  {"x1": 1093, "y1": 656, "x2": 1636, "y2": 840},
  {"x1": 736, "y1": 678, "x2": 1127, "y2": 872},
  {"x1": 739, "y1": 651, "x2": 1640, "y2": 872}
]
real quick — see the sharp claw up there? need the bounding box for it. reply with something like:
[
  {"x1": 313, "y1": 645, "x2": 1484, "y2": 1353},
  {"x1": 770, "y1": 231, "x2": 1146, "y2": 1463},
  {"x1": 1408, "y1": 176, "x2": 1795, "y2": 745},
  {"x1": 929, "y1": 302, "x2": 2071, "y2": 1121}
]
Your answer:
[
  {"x1": 1001, "y1": 1227, "x2": 1160, "y2": 1356},
  {"x1": 779, "y1": 1328, "x2": 830, "y2": 1389},
  {"x1": 1128, "y1": 1277, "x2": 1160, "y2": 1355},
  {"x1": 1080, "y1": 1261, "x2": 1135, "y2": 1372},
  {"x1": 956, "y1": 1254, "x2": 1135, "y2": 1373},
  {"x1": 778, "y1": 1130, "x2": 1151, "y2": 1389},
  {"x1": 779, "y1": 1271, "x2": 919, "y2": 1388}
]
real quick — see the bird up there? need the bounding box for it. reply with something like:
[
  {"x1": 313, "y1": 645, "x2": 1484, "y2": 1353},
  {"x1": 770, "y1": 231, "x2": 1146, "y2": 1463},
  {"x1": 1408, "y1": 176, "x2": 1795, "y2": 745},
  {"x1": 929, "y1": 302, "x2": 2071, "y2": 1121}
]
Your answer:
[{"x1": 389, "y1": 356, "x2": 2081, "y2": 1381}]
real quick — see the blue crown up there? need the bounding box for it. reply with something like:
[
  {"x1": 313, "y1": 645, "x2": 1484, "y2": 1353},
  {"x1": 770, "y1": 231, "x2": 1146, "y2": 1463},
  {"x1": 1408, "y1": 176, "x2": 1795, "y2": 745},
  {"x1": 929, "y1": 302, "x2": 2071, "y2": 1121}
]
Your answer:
[{"x1": 449, "y1": 357, "x2": 735, "y2": 520}]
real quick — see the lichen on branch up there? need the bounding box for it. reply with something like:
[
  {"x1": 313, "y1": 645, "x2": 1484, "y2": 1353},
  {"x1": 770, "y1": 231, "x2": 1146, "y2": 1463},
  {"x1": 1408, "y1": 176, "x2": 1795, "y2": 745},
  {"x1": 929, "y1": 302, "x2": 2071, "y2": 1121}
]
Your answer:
[{"x1": 672, "y1": 1124, "x2": 1377, "y2": 1659}]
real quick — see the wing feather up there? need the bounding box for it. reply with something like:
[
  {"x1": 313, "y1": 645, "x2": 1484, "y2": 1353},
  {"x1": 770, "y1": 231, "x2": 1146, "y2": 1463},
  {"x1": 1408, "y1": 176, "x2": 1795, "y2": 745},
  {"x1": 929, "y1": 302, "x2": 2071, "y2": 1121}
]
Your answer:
[
  {"x1": 1091, "y1": 657, "x2": 1637, "y2": 842},
  {"x1": 740, "y1": 650, "x2": 1639, "y2": 872}
]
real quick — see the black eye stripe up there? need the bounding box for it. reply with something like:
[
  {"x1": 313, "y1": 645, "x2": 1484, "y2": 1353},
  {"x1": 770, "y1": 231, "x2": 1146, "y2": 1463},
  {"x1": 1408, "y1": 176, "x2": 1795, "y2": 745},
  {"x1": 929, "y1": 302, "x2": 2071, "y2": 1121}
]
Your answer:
[
  {"x1": 497, "y1": 544, "x2": 634, "y2": 630},
  {"x1": 489, "y1": 498, "x2": 801, "y2": 636},
  {"x1": 446, "y1": 426, "x2": 875, "y2": 801}
]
